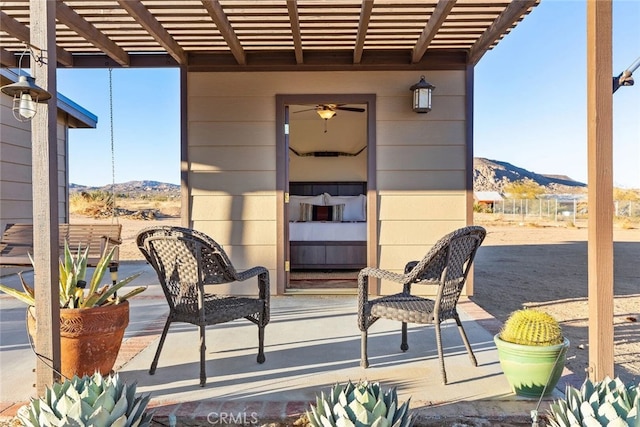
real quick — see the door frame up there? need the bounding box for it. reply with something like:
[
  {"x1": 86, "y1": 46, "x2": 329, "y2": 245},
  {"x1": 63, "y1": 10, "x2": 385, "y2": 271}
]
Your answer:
[{"x1": 275, "y1": 94, "x2": 377, "y2": 294}]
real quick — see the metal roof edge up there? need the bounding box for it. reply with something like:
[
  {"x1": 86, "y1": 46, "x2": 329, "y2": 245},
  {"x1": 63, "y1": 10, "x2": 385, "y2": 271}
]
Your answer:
[{"x1": 0, "y1": 68, "x2": 97, "y2": 129}]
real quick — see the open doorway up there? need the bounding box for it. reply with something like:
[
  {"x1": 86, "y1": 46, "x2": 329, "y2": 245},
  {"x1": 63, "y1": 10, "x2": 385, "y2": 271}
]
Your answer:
[{"x1": 276, "y1": 94, "x2": 376, "y2": 293}]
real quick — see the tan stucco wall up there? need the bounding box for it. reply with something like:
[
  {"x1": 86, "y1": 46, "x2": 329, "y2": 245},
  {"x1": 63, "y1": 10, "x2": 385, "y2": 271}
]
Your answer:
[
  {"x1": 187, "y1": 70, "x2": 469, "y2": 295},
  {"x1": 0, "y1": 96, "x2": 69, "y2": 233}
]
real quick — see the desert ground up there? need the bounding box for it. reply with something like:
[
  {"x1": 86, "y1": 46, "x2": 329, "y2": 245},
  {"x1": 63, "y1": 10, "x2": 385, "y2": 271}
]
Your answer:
[{"x1": 69, "y1": 209, "x2": 640, "y2": 388}]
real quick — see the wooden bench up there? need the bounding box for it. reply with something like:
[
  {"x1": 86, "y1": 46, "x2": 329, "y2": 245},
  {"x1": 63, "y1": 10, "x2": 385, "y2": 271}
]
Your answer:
[{"x1": 0, "y1": 223, "x2": 122, "y2": 278}]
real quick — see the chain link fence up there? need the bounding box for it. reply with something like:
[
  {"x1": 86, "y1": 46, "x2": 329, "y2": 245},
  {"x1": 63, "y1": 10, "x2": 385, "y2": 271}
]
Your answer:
[{"x1": 476, "y1": 198, "x2": 639, "y2": 223}]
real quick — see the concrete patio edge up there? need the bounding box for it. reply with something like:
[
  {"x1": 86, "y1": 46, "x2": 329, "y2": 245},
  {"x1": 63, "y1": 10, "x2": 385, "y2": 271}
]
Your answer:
[{"x1": 0, "y1": 297, "x2": 571, "y2": 426}]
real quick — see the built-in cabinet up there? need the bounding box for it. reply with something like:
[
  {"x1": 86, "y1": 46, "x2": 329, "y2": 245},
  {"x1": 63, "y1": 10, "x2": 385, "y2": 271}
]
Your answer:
[{"x1": 290, "y1": 241, "x2": 366, "y2": 270}]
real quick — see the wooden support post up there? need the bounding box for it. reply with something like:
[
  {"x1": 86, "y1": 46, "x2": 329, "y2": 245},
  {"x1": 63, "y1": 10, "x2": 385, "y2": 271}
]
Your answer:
[
  {"x1": 31, "y1": 0, "x2": 61, "y2": 394},
  {"x1": 586, "y1": 0, "x2": 615, "y2": 381}
]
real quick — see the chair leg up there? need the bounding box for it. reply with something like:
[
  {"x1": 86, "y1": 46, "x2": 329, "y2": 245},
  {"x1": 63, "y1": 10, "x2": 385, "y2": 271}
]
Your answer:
[
  {"x1": 455, "y1": 315, "x2": 477, "y2": 367},
  {"x1": 360, "y1": 331, "x2": 369, "y2": 368},
  {"x1": 149, "y1": 317, "x2": 172, "y2": 375},
  {"x1": 199, "y1": 324, "x2": 206, "y2": 387},
  {"x1": 257, "y1": 325, "x2": 265, "y2": 364},
  {"x1": 401, "y1": 322, "x2": 408, "y2": 351},
  {"x1": 434, "y1": 322, "x2": 447, "y2": 385}
]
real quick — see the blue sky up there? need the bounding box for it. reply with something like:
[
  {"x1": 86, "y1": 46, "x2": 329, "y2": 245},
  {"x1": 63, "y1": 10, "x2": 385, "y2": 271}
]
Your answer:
[{"x1": 58, "y1": 0, "x2": 639, "y2": 188}]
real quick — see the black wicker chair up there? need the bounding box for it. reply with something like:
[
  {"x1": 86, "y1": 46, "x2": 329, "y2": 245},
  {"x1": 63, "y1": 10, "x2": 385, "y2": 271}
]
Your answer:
[
  {"x1": 136, "y1": 226, "x2": 270, "y2": 387},
  {"x1": 357, "y1": 226, "x2": 486, "y2": 384}
]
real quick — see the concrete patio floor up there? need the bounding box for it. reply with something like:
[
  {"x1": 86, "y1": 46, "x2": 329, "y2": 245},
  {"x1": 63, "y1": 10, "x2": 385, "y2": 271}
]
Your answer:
[{"x1": 0, "y1": 261, "x2": 569, "y2": 426}]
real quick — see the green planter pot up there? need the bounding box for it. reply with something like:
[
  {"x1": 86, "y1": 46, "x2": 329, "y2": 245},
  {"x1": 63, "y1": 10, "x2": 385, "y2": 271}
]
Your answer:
[{"x1": 494, "y1": 334, "x2": 570, "y2": 398}]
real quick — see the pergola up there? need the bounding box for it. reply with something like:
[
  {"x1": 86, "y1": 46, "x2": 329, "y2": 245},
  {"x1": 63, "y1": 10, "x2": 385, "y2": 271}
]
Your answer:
[{"x1": 0, "y1": 0, "x2": 615, "y2": 394}]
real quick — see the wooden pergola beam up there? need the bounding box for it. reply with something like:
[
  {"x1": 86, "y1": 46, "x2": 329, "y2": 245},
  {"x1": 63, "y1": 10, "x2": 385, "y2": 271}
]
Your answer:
[
  {"x1": 411, "y1": 0, "x2": 456, "y2": 64},
  {"x1": 0, "y1": 11, "x2": 73, "y2": 67},
  {"x1": 586, "y1": 0, "x2": 614, "y2": 381},
  {"x1": 468, "y1": 0, "x2": 537, "y2": 65},
  {"x1": 56, "y1": 0, "x2": 130, "y2": 67},
  {"x1": 286, "y1": 0, "x2": 303, "y2": 64},
  {"x1": 0, "y1": 47, "x2": 16, "y2": 67},
  {"x1": 117, "y1": 0, "x2": 187, "y2": 66},
  {"x1": 201, "y1": 0, "x2": 246, "y2": 65},
  {"x1": 353, "y1": 0, "x2": 374, "y2": 64}
]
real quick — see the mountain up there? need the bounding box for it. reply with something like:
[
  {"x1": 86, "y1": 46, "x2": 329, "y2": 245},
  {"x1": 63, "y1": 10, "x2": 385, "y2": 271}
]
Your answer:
[
  {"x1": 71, "y1": 159, "x2": 586, "y2": 198},
  {"x1": 473, "y1": 158, "x2": 587, "y2": 194},
  {"x1": 70, "y1": 180, "x2": 180, "y2": 198}
]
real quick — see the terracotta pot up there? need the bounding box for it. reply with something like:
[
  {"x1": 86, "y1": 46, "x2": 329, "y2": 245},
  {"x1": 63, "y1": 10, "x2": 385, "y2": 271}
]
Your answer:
[{"x1": 27, "y1": 301, "x2": 129, "y2": 379}]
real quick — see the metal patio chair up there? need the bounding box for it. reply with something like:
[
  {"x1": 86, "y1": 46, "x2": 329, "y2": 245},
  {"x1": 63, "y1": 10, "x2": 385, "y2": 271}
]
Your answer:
[
  {"x1": 136, "y1": 226, "x2": 270, "y2": 387},
  {"x1": 358, "y1": 225, "x2": 486, "y2": 384}
]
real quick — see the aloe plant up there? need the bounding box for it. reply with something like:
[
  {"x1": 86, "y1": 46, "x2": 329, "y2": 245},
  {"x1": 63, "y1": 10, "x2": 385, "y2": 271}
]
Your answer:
[
  {"x1": 499, "y1": 308, "x2": 564, "y2": 346},
  {"x1": 306, "y1": 380, "x2": 413, "y2": 427},
  {"x1": 0, "y1": 241, "x2": 144, "y2": 308},
  {"x1": 547, "y1": 376, "x2": 639, "y2": 426},
  {"x1": 17, "y1": 372, "x2": 153, "y2": 427}
]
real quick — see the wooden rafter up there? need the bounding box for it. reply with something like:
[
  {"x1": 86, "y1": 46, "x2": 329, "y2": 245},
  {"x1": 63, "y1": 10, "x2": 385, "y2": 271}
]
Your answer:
[
  {"x1": 286, "y1": 0, "x2": 303, "y2": 64},
  {"x1": 201, "y1": 0, "x2": 246, "y2": 65},
  {"x1": 468, "y1": 0, "x2": 537, "y2": 65},
  {"x1": 0, "y1": 46, "x2": 16, "y2": 67},
  {"x1": 55, "y1": 0, "x2": 130, "y2": 67},
  {"x1": 411, "y1": 0, "x2": 456, "y2": 64},
  {"x1": 0, "y1": 2, "x2": 538, "y2": 70},
  {"x1": 117, "y1": 0, "x2": 187, "y2": 65},
  {"x1": 353, "y1": 0, "x2": 374, "y2": 64},
  {"x1": 0, "y1": 11, "x2": 73, "y2": 67}
]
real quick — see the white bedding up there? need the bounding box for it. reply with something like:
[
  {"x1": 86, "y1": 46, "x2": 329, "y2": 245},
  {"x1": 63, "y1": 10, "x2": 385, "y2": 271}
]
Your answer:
[{"x1": 289, "y1": 221, "x2": 366, "y2": 241}]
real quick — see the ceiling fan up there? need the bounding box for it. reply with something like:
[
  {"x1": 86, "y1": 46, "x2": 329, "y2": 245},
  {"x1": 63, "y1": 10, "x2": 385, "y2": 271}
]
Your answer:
[{"x1": 295, "y1": 104, "x2": 366, "y2": 120}]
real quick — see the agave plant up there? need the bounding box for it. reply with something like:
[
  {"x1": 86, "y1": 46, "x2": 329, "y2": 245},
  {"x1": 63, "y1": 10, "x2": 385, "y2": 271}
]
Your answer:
[
  {"x1": 547, "y1": 376, "x2": 639, "y2": 426},
  {"x1": 17, "y1": 372, "x2": 153, "y2": 427},
  {"x1": 0, "y1": 241, "x2": 144, "y2": 308},
  {"x1": 306, "y1": 380, "x2": 413, "y2": 427}
]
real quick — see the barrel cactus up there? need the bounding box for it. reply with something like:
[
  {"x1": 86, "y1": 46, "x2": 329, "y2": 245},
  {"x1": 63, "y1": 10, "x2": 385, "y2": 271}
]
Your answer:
[
  {"x1": 17, "y1": 372, "x2": 153, "y2": 427},
  {"x1": 499, "y1": 308, "x2": 563, "y2": 346},
  {"x1": 547, "y1": 376, "x2": 639, "y2": 426},
  {"x1": 306, "y1": 380, "x2": 413, "y2": 427}
]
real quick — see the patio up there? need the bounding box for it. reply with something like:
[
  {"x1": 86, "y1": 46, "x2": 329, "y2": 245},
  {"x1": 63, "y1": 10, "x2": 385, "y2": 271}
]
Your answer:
[{"x1": 0, "y1": 260, "x2": 567, "y2": 425}]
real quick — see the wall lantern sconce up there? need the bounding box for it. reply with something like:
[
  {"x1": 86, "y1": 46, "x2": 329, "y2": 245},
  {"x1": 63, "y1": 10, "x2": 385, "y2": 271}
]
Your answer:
[
  {"x1": 410, "y1": 75, "x2": 435, "y2": 113},
  {"x1": 316, "y1": 106, "x2": 337, "y2": 120},
  {"x1": 0, "y1": 45, "x2": 51, "y2": 122}
]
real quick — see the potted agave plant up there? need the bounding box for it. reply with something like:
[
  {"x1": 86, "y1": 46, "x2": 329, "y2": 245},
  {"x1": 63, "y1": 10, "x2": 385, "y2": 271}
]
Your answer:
[
  {"x1": 0, "y1": 241, "x2": 144, "y2": 379},
  {"x1": 494, "y1": 308, "x2": 570, "y2": 398}
]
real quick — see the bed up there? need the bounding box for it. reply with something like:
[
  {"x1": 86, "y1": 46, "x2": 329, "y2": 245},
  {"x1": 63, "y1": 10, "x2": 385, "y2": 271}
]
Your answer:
[{"x1": 289, "y1": 182, "x2": 367, "y2": 270}]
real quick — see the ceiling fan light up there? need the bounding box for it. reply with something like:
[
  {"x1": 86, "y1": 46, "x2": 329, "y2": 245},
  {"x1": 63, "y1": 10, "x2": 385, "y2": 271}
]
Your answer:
[{"x1": 317, "y1": 109, "x2": 336, "y2": 120}]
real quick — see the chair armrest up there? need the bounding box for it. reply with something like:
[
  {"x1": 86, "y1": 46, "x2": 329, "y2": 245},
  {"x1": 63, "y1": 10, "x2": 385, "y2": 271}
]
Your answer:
[
  {"x1": 236, "y1": 266, "x2": 270, "y2": 299},
  {"x1": 101, "y1": 235, "x2": 122, "y2": 245},
  {"x1": 358, "y1": 266, "x2": 405, "y2": 284},
  {"x1": 236, "y1": 266, "x2": 268, "y2": 283},
  {"x1": 236, "y1": 266, "x2": 270, "y2": 325},
  {"x1": 357, "y1": 267, "x2": 407, "y2": 330}
]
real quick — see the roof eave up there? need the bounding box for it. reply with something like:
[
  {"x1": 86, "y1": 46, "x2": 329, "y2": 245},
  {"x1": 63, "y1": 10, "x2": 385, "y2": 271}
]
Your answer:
[{"x1": 0, "y1": 68, "x2": 97, "y2": 129}]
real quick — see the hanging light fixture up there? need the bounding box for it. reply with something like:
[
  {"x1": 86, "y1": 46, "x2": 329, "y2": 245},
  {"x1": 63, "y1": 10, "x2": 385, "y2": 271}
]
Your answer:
[
  {"x1": 0, "y1": 45, "x2": 52, "y2": 122},
  {"x1": 1, "y1": 75, "x2": 51, "y2": 121},
  {"x1": 316, "y1": 106, "x2": 337, "y2": 120},
  {"x1": 410, "y1": 75, "x2": 435, "y2": 113}
]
